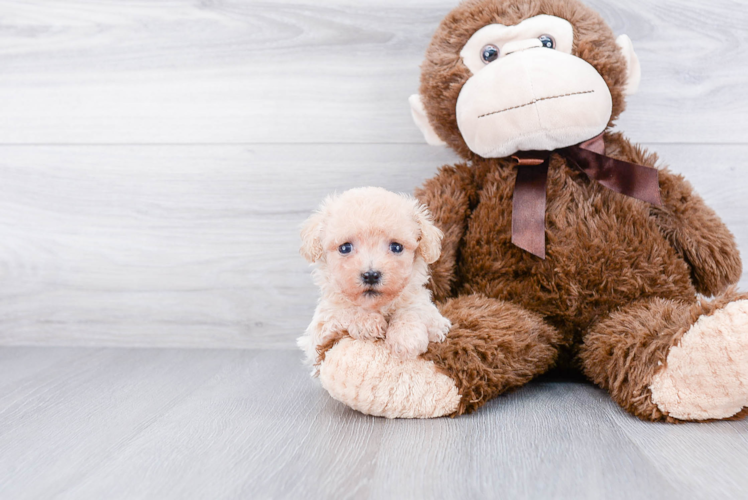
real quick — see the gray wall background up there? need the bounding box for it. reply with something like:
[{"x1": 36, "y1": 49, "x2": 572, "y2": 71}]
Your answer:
[{"x1": 1, "y1": 0, "x2": 747, "y2": 348}]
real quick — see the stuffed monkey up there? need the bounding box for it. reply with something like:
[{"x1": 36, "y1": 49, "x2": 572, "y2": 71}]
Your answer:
[{"x1": 312, "y1": 0, "x2": 748, "y2": 422}]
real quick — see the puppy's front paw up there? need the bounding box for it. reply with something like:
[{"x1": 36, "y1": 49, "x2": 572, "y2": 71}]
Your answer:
[
  {"x1": 427, "y1": 314, "x2": 451, "y2": 343},
  {"x1": 346, "y1": 311, "x2": 387, "y2": 341},
  {"x1": 386, "y1": 321, "x2": 429, "y2": 359}
]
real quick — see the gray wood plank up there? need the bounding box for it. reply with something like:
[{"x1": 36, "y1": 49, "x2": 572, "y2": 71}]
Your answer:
[
  {"x1": 0, "y1": 348, "x2": 260, "y2": 499},
  {"x1": 1, "y1": 143, "x2": 746, "y2": 348},
  {"x1": 610, "y1": 405, "x2": 748, "y2": 499},
  {"x1": 0, "y1": 0, "x2": 746, "y2": 144},
  {"x1": 0, "y1": 347, "x2": 746, "y2": 500},
  {"x1": 0, "y1": 347, "x2": 88, "y2": 392}
]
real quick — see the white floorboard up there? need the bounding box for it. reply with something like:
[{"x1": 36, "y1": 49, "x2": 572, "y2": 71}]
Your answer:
[{"x1": 0, "y1": 347, "x2": 747, "y2": 500}]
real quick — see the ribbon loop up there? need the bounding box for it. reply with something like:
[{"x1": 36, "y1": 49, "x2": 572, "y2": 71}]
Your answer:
[
  {"x1": 564, "y1": 139, "x2": 662, "y2": 206},
  {"x1": 511, "y1": 134, "x2": 662, "y2": 259}
]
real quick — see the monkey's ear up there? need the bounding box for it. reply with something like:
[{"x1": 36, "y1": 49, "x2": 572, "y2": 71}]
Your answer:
[
  {"x1": 413, "y1": 203, "x2": 444, "y2": 264},
  {"x1": 409, "y1": 94, "x2": 447, "y2": 146},
  {"x1": 300, "y1": 211, "x2": 325, "y2": 263},
  {"x1": 616, "y1": 35, "x2": 641, "y2": 96}
]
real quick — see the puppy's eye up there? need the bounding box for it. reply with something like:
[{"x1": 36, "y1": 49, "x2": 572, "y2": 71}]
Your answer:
[
  {"x1": 389, "y1": 242, "x2": 403, "y2": 253},
  {"x1": 338, "y1": 242, "x2": 353, "y2": 254},
  {"x1": 538, "y1": 34, "x2": 555, "y2": 49}
]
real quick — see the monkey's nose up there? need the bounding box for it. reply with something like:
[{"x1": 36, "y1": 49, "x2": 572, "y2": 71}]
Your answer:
[{"x1": 361, "y1": 271, "x2": 381, "y2": 285}]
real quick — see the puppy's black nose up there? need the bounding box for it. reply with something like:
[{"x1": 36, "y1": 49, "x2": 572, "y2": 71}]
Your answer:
[{"x1": 361, "y1": 271, "x2": 381, "y2": 285}]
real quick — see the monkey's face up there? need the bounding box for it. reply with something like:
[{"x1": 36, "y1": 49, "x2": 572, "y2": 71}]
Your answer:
[
  {"x1": 455, "y1": 15, "x2": 612, "y2": 158},
  {"x1": 410, "y1": 0, "x2": 640, "y2": 159}
]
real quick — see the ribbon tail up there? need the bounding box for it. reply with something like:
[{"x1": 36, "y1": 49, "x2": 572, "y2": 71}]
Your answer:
[
  {"x1": 568, "y1": 141, "x2": 662, "y2": 207},
  {"x1": 512, "y1": 160, "x2": 549, "y2": 259}
]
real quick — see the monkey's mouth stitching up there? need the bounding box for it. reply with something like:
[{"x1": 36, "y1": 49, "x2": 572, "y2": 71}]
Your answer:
[{"x1": 478, "y1": 90, "x2": 595, "y2": 119}]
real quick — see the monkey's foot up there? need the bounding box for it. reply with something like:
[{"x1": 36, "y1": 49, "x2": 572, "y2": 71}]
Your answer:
[
  {"x1": 650, "y1": 300, "x2": 748, "y2": 420},
  {"x1": 319, "y1": 338, "x2": 460, "y2": 418}
]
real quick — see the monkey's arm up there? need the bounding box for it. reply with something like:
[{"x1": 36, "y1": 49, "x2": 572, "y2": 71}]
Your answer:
[
  {"x1": 651, "y1": 168, "x2": 742, "y2": 296},
  {"x1": 415, "y1": 162, "x2": 477, "y2": 302},
  {"x1": 604, "y1": 133, "x2": 742, "y2": 296}
]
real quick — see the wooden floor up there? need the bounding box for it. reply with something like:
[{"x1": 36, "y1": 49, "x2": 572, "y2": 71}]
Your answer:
[
  {"x1": 1, "y1": 347, "x2": 747, "y2": 500},
  {"x1": 2, "y1": 0, "x2": 748, "y2": 498}
]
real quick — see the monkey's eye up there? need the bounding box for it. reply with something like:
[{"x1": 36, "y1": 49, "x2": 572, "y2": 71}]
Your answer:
[
  {"x1": 538, "y1": 35, "x2": 555, "y2": 49},
  {"x1": 338, "y1": 242, "x2": 353, "y2": 254},
  {"x1": 389, "y1": 242, "x2": 404, "y2": 254},
  {"x1": 480, "y1": 44, "x2": 500, "y2": 63}
]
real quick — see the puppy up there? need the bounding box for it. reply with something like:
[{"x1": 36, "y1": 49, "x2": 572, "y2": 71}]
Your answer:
[{"x1": 297, "y1": 187, "x2": 451, "y2": 367}]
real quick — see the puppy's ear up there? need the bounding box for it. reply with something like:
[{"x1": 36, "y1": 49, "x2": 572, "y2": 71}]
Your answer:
[
  {"x1": 300, "y1": 210, "x2": 325, "y2": 263},
  {"x1": 413, "y1": 202, "x2": 443, "y2": 264}
]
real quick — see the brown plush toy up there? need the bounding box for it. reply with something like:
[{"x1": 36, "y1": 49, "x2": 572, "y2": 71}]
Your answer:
[{"x1": 312, "y1": 0, "x2": 748, "y2": 422}]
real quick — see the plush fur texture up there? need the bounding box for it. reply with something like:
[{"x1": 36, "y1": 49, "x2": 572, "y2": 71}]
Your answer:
[
  {"x1": 319, "y1": 337, "x2": 461, "y2": 419},
  {"x1": 453, "y1": 15, "x2": 615, "y2": 158},
  {"x1": 298, "y1": 187, "x2": 451, "y2": 365},
  {"x1": 422, "y1": 294, "x2": 564, "y2": 415},
  {"x1": 313, "y1": 0, "x2": 747, "y2": 422},
  {"x1": 419, "y1": 0, "x2": 629, "y2": 160},
  {"x1": 649, "y1": 298, "x2": 748, "y2": 421},
  {"x1": 582, "y1": 288, "x2": 748, "y2": 422}
]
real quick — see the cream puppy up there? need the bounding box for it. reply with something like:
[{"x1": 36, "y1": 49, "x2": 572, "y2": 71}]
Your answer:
[{"x1": 297, "y1": 187, "x2": 451, "y2": 366}]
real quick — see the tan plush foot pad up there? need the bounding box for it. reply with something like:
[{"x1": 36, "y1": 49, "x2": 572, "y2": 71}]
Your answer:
[
  {"x1": 650, "y1": 300, "x2": 748, "y2": 420},
  {"x1": 318, "y1": 338, "x2": 460, "y2": 419}
]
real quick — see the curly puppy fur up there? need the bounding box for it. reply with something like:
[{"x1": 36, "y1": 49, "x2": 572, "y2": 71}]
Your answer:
[
  {"x1": 298, "y1": 187, "x2": 451, "y2": 365},
  {"x1": 316, "y1": 0, "x2": 745, "y2": 422}
]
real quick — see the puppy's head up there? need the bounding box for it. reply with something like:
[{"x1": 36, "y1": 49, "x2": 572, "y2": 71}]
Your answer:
[{"x1": 301, "y1": 187, "x2": 443, "y2": 309}]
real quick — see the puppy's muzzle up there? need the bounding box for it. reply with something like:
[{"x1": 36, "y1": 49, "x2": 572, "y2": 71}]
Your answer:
[{"x1": 361, "y1": 270, "x2": 381, "y2": 286}]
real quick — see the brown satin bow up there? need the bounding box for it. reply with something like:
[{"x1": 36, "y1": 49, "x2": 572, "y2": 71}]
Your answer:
[{"x1": 510, "y1": 133, "x2": 662, "y2": 259}]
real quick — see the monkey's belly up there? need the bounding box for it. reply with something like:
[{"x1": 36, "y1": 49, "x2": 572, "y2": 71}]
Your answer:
[{"x1": 458, "y1": 188, "x2": 695, "y2": 331}]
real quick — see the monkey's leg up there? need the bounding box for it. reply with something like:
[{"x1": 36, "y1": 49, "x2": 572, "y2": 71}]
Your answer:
[
  {"x1": 579, "y1": 290, "x2": 748, "y2": 422},
  {"x1": 317, "y1": 294, "x2": 563, "y2": 418}
]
